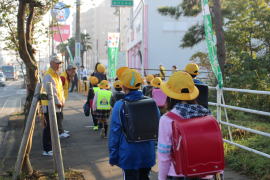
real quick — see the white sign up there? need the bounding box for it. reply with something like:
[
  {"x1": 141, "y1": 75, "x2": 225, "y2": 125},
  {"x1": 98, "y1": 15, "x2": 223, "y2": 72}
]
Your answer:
[{"x1": 108, "y1": 33, "x2": 120, "y2": 48}]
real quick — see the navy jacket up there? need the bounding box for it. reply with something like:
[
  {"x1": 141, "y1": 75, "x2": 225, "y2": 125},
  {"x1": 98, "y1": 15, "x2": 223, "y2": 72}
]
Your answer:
[{"x1": 109, "y1": 90, "x2": 156, "y2": 170}]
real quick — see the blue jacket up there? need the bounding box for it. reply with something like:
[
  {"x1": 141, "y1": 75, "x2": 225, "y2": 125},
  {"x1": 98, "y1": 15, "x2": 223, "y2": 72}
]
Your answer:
[
  {"x1": 109, "y1": 90, "x2": 156, "y2": 170},
  {"x1": 193, "y1": 78, "x2": 204, "y2": 85}
]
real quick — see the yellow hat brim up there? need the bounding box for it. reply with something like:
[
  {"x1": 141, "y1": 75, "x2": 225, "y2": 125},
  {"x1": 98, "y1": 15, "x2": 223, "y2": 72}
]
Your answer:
[
  {"x1": 190, "y1": 72, "x2": 199, "y2": 75},
  {"x1": 160, "y1": 82, "x2": 199, "y2": 101},
  {"x1": 98, "y1": 84, "x2": 110, "y2": 89},
  {"x1": 152, "y1": 84, "x2": 160, "y2": 88},
  {"x1": 121, "y1": 83, "x2": 141, "y2": 90},
  {"x1": 91, "y1": 82, "x2": 98, "y2": 85},
  {"x1": 150, "y1": 80, "x2": 160, "y2": 88}
]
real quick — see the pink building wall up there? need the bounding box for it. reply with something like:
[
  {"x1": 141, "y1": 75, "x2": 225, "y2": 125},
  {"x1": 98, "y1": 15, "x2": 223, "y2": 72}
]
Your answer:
[{"x1": 127, "y1": 4, "x2": 149, "y2": 75}]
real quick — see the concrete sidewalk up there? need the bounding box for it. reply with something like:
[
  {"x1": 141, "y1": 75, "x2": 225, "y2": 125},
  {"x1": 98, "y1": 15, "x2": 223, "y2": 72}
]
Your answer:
[{"x1": 0, "y1": 92, "x2": 251, "y2": 180}]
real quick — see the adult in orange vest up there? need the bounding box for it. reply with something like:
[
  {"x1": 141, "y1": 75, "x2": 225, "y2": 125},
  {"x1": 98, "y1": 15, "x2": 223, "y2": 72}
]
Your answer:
[
  {"x1": 60, "y1": 64, "x2": 77, "y2": 100},
  {"x1": 41, "y1": 55, "x2": 68, "y2": 156}
]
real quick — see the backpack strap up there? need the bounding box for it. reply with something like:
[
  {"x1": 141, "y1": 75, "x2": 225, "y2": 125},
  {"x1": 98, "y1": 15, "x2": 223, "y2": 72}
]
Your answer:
[
  {"x1": 118, "y1": 99, "x2": 128, "y2": 138},
  {"x1": 166, "y1": 112, "x2": 183, "y2": 121}
]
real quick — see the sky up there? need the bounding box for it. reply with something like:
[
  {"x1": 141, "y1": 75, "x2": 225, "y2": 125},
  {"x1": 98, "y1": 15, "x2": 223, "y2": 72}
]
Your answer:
[
  {"x1": 0, "y1": 0, "x2": 105, "y2": 65},
  {"x1": 38, "y1": 0, "x2": 105, "y2": 58}
]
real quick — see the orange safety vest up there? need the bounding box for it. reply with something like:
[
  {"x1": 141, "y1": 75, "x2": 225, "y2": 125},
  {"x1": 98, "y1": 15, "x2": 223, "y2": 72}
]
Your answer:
[
  {"x1": 60, "y1": 71, "x2": 70, "y2": 100},
  {"x1": 41, "y1": 68, "x2": 64, "y2": 106}
]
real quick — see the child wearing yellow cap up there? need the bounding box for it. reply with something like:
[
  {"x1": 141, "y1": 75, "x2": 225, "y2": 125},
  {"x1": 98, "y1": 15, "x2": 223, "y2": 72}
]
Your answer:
[
  {"x1": 110, "y1": 80, "x2": 125, "y2": 108},
  {"x1": 109, "y1": 67, "x2": 159, "y2": 179},
  {"x1": 92, "y1": 80, "x2": 112, "y2": 138},
  {"x1": 184, "y1": 63, "x2": 204, "y2": 85},
  {"x1": 142, "y1": 74, "x2": 154, "y2": 97},
  {"x1": 157, "y1": 71, "x2": 223, "y2": 180},
  {"x1": 91, "y1": 62, "x2": 107, "y2": 83},
  {"x1": 151, "y1": 77, "x2": 167, "y2": 115},
  {"x1": 159, "y1": 65, "x2": 166, "y2": 80},
  {"x1": 86, "y1": 76, "x2": 100, "y2": 131}
]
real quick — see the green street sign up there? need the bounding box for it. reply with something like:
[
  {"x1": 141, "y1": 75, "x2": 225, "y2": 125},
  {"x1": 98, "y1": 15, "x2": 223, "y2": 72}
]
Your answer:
[{"x1": 111, "y1": 0, "x2": 133, "y2": 7}]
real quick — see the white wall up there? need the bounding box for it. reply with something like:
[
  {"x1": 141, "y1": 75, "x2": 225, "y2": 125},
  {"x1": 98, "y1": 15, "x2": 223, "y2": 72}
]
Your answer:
[{"x1": 147, "y1": 0, "x2": 206, "y2": 75}]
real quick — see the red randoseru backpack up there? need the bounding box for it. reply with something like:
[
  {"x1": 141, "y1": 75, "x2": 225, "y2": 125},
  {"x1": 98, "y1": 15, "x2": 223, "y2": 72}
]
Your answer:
[{"x1": 166, "y1": 112, "x2": 224, "y2": 177}]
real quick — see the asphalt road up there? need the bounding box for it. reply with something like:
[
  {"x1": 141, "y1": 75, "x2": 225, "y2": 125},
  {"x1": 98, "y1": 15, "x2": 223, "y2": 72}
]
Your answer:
[
  {"x1": 0, "y1": 80, "x2": 25, "y2": 126},
  {"x1": 0, "y1": 80, "x2": 25, "y2": 149}
]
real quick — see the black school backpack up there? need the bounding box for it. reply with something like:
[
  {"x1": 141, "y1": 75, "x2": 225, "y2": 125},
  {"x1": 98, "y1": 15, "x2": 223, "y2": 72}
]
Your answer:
[
  {"x1": 114, "y1": 91, "x2": 125, "y2": 101},
  {"x1": 142, "y1": 86, "x2": 153, "y2": 97},
  {"x1": 195, "y1": 84, "x2": 208, "y2": 109},
  {"x1": 120, "y1": 97, "x2": 160, "y2": 142}
]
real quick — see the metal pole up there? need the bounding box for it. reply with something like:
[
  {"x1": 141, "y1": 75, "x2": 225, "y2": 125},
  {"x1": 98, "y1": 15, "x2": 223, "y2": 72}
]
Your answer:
[
  {"x1": 46, "y1": 83, "x2": 65, "y2": 180},
  {"x1": 141, "y1": 0, "x2": 145, "y2": 76},
  {"x1": 216, "y1": 86, "x2": 222, "y2": 123},
  {"x1": 13, "y1": 84, "x2": 42, "y2": 180},
  {"x1": 118, "y1": 7, "x2": 121, "y2": 51},
  {"x1": 96, "y1": 39, "x2": 99, "y2": 62},
  {"x1": 51, "y1": 18, "x2": 55, "y2": 55},
  {"x1": 48, "y1": 13, "x2": 51, "y2": 57},
  {"x1": 75, "y1": 0, "x2": 81, "y2": 76},
  {"x1": 51, "y1": 0, "x2": 55, "y2": 55}
]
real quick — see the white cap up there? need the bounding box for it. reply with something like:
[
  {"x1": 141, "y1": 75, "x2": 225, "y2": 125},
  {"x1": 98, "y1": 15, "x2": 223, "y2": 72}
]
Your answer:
[{"x1": 50, "y1": 54, "x2": 63, "y2": 64}]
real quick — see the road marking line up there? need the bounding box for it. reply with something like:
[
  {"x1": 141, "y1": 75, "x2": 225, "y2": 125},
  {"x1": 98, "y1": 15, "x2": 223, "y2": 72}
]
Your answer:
[
  {"x1": 0, "y1": 99, "x2": 9, "y2": 114},
  {"x1": 0, "y1": 95, "x2": 9, "y2": 98},
  {"x1": 85, "y1": 126, "x2": 94, "y2": 128}
]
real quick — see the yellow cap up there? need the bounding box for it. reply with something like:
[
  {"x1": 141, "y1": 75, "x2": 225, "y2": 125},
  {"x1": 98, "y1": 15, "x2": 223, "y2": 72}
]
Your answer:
[
  {"x1": 146, "y1": 74, "x2": 154, "y2": 83},
  {"x1": 97, "y1": 64, "x2": 106, "y2": 73},
  {"x1": 89, "y1": 76, "x2": 99, "y2": 85},
  {"x1": 160, "y1": 71, "x2": 199, "y2": 100},
  {"x1": 160, "y1": 65, "x2": 166, "y2": 71},
  {"x1": 116, "y1": 67, "x2": 129, "y2": 78},
  {"x1": 117, "y1": 67, "x2": 142, "y2": 89},
  {"x1": 113, "y1": 80, "x2": 122, "y2": 89},
  {"x1": 151, "y1": 77, "x2": 162, "y2": 88},
  {"x1": 98, "y1": 80, "x2": 110, "y2": 89},
  {"x1": 184, "y1": 63, "x2": 199, "y2": 75}
]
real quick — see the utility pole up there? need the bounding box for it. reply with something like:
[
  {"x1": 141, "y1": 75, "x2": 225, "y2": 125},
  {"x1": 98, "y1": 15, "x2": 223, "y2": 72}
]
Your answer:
[
  {"x1": 118, "y1": 7, "x2": 121, "y2": 51},
  {"x1": 50, "y1": 8, "x2": 55, "y2": 55},
  {"x1": 75, "y1": 0, "x2": 81, "y2": 68}
]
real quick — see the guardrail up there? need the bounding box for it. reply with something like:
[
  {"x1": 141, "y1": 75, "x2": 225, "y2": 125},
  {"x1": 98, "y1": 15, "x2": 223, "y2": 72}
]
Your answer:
[{"x1": 209, "y1": 86, "x2": 270, "y2": 159}]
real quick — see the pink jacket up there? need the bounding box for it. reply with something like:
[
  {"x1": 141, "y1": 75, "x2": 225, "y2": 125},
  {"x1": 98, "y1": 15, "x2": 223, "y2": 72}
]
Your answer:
[
  {"x1": 158, "y1": 109, "x2": 214, "y2": 180},
  {"x1": 152, "y1": 88, "x2": 167, "y2": 107},
  {"x1": 158, "y1": 109, "x2": 184, "y2": 180}
]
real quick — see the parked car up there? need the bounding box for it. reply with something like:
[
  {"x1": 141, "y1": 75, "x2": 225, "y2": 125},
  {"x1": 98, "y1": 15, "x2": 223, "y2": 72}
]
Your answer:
[{"x1": 0, "y1": 72, "x2": 6, "y2": 87}]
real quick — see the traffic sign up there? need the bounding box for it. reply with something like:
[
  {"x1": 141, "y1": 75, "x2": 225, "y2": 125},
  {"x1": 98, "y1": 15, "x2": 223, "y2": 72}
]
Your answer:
[
  {"x1": 111, "y1": 0, "x2": 133, "y2": 7},
  {"x1": 51, "y1": 2, "x2": 70, "y2": 22},
  {"x1": 52, "y1": 25, "x2": 70, "y2": 42}
]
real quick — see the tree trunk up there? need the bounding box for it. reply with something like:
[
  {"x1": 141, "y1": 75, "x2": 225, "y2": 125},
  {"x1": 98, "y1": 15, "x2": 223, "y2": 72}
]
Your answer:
[
  {"x1": 212, "y1": 0, "x2": 226, "y2": 75},
  {"x1": 17, "y1": 0, "x2": 39, "y2": 175}
]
